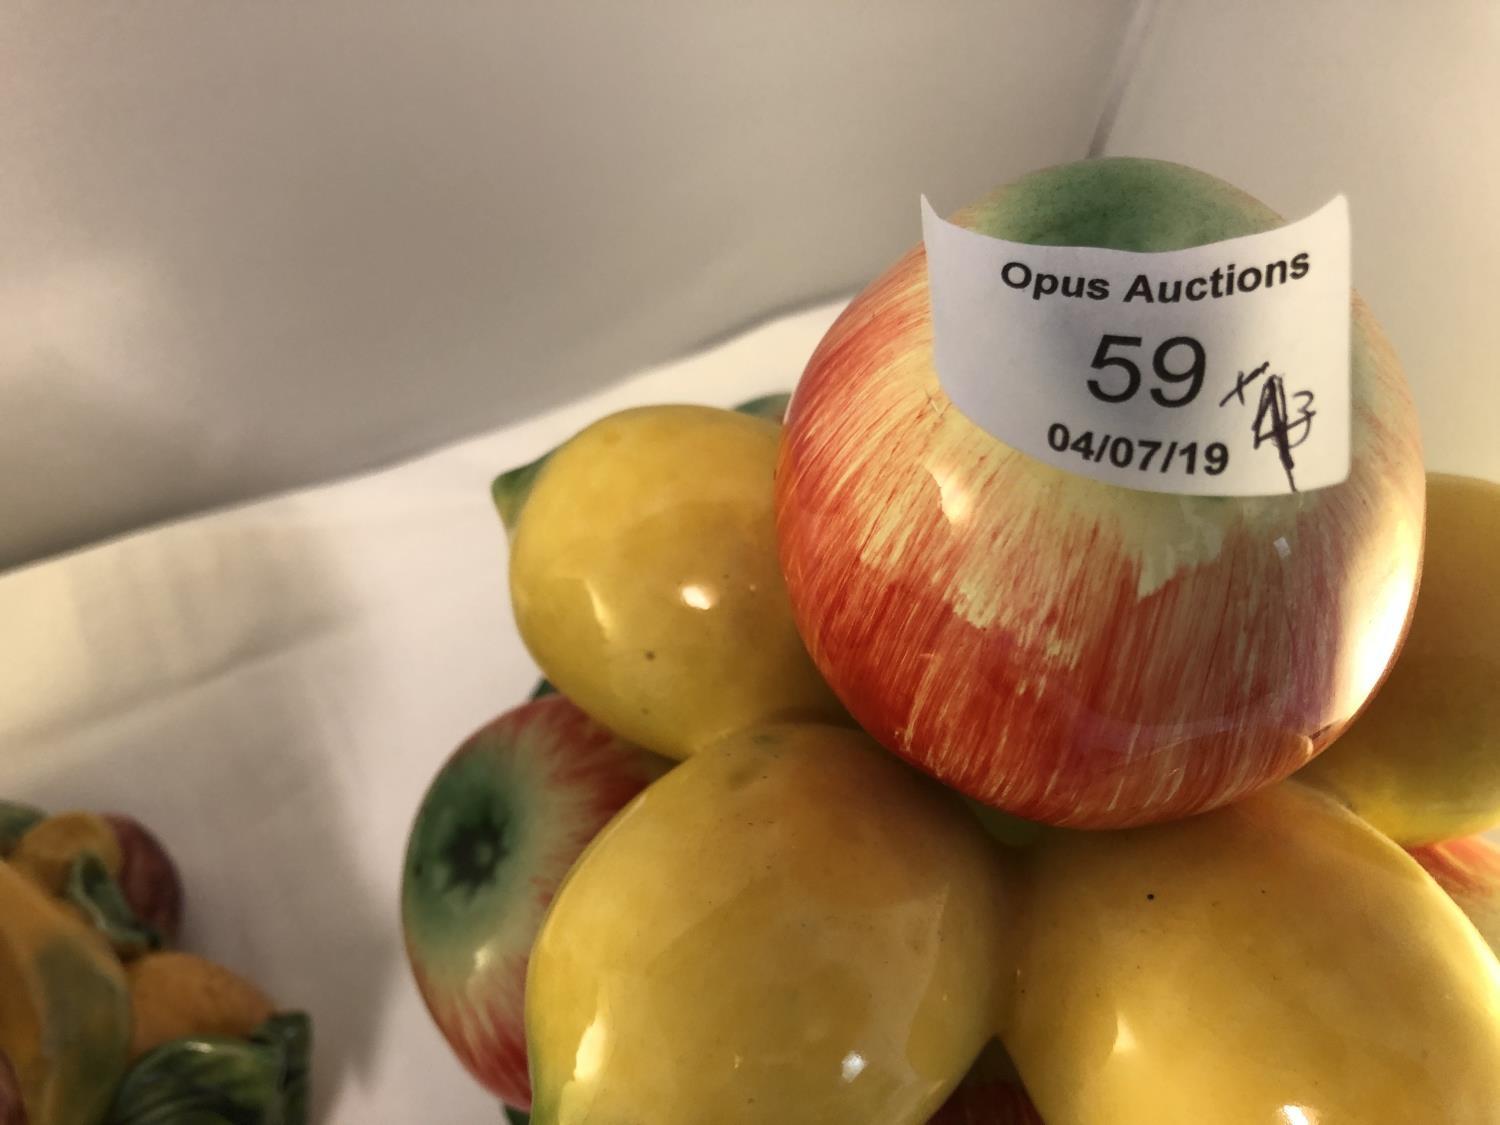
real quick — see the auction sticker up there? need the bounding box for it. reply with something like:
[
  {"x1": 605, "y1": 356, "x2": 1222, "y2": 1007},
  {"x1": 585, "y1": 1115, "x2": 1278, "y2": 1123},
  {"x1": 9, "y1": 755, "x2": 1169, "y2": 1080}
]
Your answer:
[{"x1": 921, "y1": 194, "x2": 1350, "y2": 496}]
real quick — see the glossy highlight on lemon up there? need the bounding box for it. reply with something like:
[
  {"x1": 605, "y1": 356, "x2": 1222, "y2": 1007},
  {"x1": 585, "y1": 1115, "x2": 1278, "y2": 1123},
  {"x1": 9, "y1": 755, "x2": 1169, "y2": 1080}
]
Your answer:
[
  {"x1": 1004, "y1": 782, "x2": 1500, "y2": 1124},
  {"x1": 1301, "y1": 473, "x2": 1500, "y2": 843},
  {"x1": 506, "y1": 404, "x2": 845, "y2": 759},
  {"x1": 524, "y1": 724, "x2": 1016, "y2": 1124}
]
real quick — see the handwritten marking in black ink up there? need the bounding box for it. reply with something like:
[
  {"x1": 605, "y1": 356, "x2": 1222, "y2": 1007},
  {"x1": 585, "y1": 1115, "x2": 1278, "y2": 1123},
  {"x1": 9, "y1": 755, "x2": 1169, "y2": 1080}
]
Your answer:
[
  {"x1": 1249, "y1": 375, "x2": 1316, "y2": 492},
  {"x1": 1218, "y1": 361, "x2": 1271, "y2": 408},
  {"x1": 1218, "y1": 360, "x2": 1317, "y2": 492}
]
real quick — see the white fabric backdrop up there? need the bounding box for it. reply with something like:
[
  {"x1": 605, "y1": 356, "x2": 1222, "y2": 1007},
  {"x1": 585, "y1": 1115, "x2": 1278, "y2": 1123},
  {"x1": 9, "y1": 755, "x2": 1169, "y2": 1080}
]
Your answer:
[
  {"x1": 0, "y1": 300, "x2": 845, "y2": 1122},
  {"x1": 0, "y1": 1, "x2": 1137, "y2": 570},
  {"x1": 6, "y1": 2, "x2": 1495, "y2": 567},
  {"x1": 1, "y1": 4, "x2": 1498, "y2": 1121},
  {"x1": 1104, "y1": 0, "x2": 1500, "y2": 483}
]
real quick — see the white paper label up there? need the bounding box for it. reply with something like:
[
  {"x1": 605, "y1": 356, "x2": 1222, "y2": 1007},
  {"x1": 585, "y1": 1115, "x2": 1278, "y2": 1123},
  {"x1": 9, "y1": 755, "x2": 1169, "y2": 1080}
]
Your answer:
[{"x1": 922, "y1": 194, "x2": 1350, "y2": 495}]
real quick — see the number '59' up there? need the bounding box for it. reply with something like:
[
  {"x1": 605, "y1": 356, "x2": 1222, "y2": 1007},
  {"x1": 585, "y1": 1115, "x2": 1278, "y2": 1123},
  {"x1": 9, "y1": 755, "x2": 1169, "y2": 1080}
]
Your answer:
[{"x1": 1088, "y1": 334, "x2": 1206, "y2": 408}]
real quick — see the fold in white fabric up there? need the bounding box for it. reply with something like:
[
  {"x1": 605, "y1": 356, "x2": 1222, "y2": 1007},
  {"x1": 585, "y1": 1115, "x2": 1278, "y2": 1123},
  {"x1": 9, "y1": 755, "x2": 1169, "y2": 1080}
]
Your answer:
[{"x1": 0, "y1": 300, "x2": 844, "y2": 1123}]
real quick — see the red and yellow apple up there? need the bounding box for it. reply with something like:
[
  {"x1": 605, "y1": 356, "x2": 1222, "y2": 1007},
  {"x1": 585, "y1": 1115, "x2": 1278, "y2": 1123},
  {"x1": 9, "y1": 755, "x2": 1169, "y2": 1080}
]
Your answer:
[
  {"x1": 524, "y1": 723, "x2": 1016, "y2": 1124},
  {"x1": 1411, "y1": 834, "x2": 1500, "y2": 956},
  {"x1": 1301, "y1": 473, "x2": 1500, "y2": 843},
  {"x1": 401, "y1": 695, "x2": 668, "y2": 1110},
  {"x1": 775, "y1": 157, "x2": 1424, "y2": 827},
  {"x1": 1003, "y1": 782, "x2": 1500, "y2": 1123}
]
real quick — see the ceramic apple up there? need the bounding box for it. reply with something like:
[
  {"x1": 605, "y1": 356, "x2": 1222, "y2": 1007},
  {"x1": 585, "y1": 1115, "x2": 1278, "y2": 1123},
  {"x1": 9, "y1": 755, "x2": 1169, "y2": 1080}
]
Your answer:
[
  {"x1": 1410, "y1": 834, "x2": 1500, "y2": 956},
  {"x1": 504, "y1": 404, "x2": 846, "y2": 760},
  {"x1": 525, "y1": 723, "x2": 1016, "y2": 1125},
  {"x1": 401, "y1": 695, "x2": 668, "y2": 1110},
  {"x1": 103, "y1": 813, "x2": 184, "y2": 945},
  {"x1": 1004, "y1": 782, "x2": 1500, "y2": 1124},
  {"x1": 928, "y1": 1041, "x2": 1042, "y2": 1124},
  {"x1": 1301, "y1": 473, "x2": 1500, "y2": 843},
  {"x1": 776, "y1": 157, "x2": 1424, "y2": 828}
]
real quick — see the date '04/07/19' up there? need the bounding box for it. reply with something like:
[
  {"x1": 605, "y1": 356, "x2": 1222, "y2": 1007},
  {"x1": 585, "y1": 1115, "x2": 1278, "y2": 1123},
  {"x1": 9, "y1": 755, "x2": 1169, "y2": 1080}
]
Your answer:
[{"x1": 1074, "y1": 333, "x2": 1317, "y2": 492}]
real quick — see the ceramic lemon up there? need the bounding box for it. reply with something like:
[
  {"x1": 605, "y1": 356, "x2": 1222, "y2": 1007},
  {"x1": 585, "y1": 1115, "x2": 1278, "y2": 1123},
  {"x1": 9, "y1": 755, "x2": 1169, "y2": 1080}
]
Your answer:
[
  {"x1": 1004, "y1": 782, "x2": 1500, "y2": 1124},
  {"x1": 502, "y1": 405, "x2": 845, "y2": 759},
  {"x1": 1301, "y1": 473, "x2": 1500, "y2": 843},
  {"x1": 524, "y1": 724, "x2": 1014, "y2": 1124}
]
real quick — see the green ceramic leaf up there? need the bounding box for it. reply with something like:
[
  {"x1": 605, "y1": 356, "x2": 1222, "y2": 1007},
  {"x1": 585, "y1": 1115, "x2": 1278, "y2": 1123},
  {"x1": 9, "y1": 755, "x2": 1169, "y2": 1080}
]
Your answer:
[
  {"x1": 732, "y1": 391, "x2": 792, "y2": 423},
  {"x1": 106, "y1": 1012, "x2": 312, "y2": 1125},
  {"x1": 251, "y1": 1013, "x2": 312, "y2": 1125},
  {"x1": 105, "y1": 1035, "x2": 281, "y2": 1124},
  {"x1": 503, "y1": 1107, "x2": 530, "y2": 1125},
  {"x1": 491, "y1": 451, "x2": 553, "y2": 537},
  {"x1": 0, "y1": 800, "x2": 45, "y2": 857},
  {"x1": 30, "y1": 931, "x2": 132, "y2": 1124},
  {"x1": 65, "y1": 852, "x2": 163, "y2": 959}
]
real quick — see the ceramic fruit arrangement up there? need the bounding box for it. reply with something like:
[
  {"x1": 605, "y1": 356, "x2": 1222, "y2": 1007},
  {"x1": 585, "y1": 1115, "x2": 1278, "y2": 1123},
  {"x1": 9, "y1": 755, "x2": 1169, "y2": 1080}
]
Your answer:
[
  {"x1": 777, "y1": 158, "x2": 1425, "y2": 830},
  {"x1": 402, "y1": 695, "x2": 668, "y2": 1108},
  {"x1": 0, "y1": 800, "x2": 310, "y2": 1125},
  {"x1": 404, "y1": 159, "x2": 1500, "y2": 1123}
]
